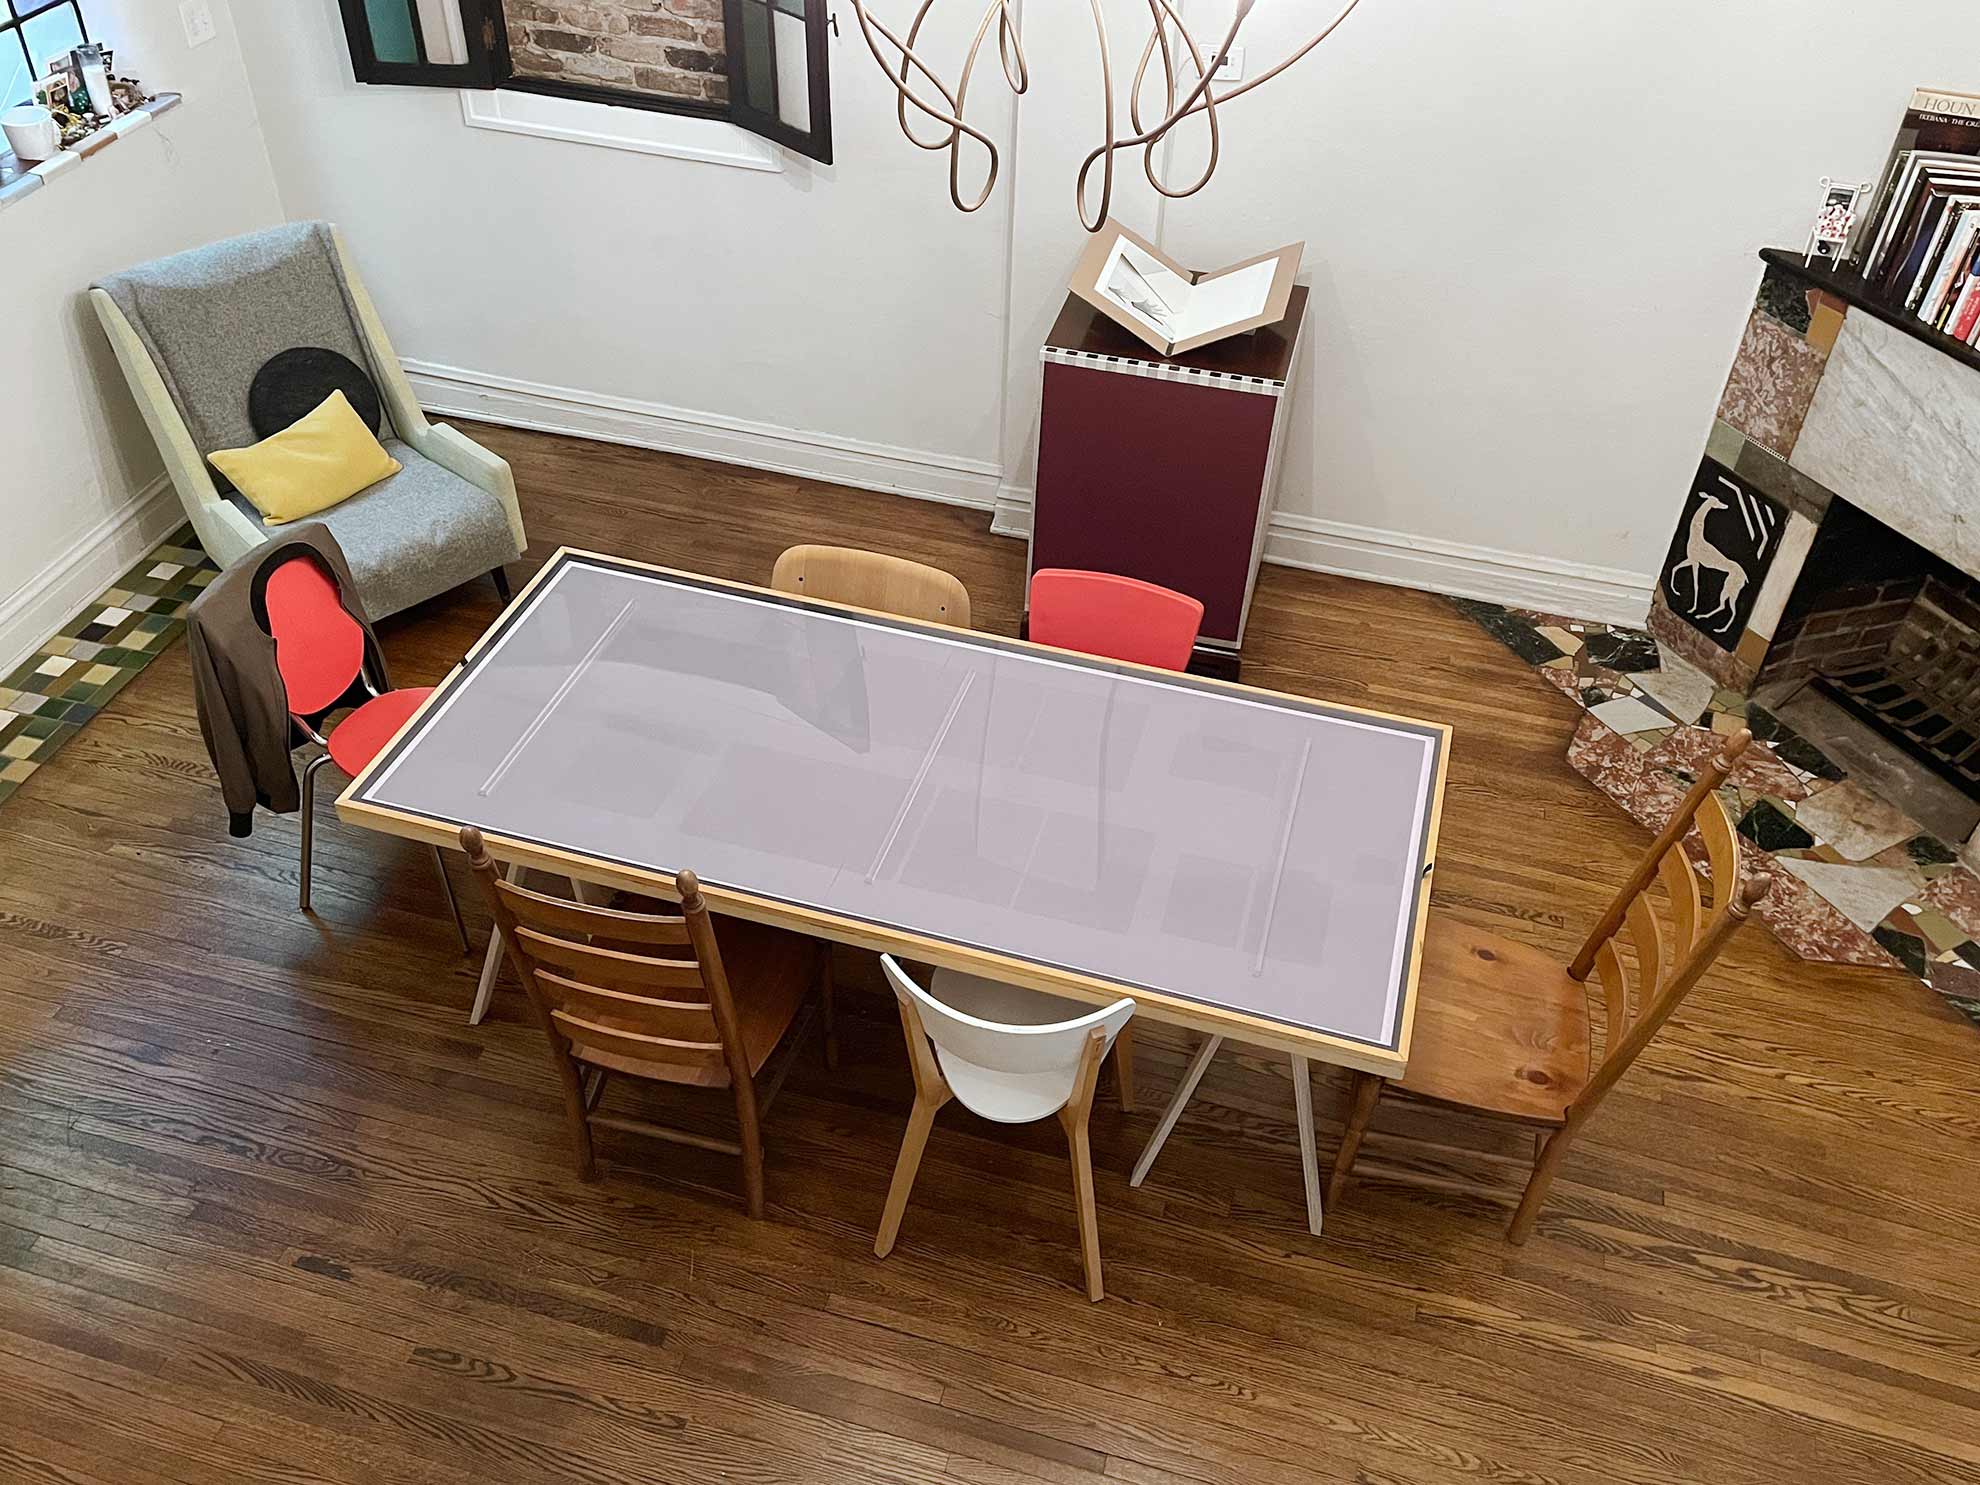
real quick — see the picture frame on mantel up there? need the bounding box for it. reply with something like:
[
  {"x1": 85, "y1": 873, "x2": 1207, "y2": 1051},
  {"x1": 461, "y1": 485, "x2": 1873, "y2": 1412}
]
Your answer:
[{"x1": 1069, "y1": 220, "x2": 1302, "y2": 357}]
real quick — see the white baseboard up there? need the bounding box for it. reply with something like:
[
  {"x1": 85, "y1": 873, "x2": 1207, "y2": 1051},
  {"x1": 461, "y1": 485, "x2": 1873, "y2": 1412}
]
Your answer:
[
  {"x1": 990, "y1": 493, "x2": 1655, "y2": 629},
  {"x1": 403, "y1": 362, "x2": 1656, "y2": 628},
  {"x1": 0, "y1": 476, "x2": 183, "y2": 677},
  {"x1": 1262, "y1": 512, "x2": 1655, "y2": 628},
  {"x1": 403, "y1": 359, "x2": 1005, "y2": 512}
]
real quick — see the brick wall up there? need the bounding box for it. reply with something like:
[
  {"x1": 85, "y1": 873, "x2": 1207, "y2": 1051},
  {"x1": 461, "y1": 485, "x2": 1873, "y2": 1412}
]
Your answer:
[
  {"x1": 1758, "y1": 576, "x2": 1926, "y2": 690},
  {"x1": 504, "y1": 0, "x2": 727, "y2": 105}
]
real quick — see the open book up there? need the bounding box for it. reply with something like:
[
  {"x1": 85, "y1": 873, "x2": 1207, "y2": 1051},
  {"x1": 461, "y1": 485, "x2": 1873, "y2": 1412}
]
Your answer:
[{"x1": 1070, "y1": 221, "x2": 1302, "y2": 357}]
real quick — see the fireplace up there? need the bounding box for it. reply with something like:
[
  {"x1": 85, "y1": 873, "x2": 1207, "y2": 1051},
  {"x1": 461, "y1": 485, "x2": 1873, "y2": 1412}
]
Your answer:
[
  {"x1": 1756, "y1": 500, "x2": 1980, "y2": 809},
  {"x1": 1645, "y1": 250, "x2": 1980, "y2": 849}
]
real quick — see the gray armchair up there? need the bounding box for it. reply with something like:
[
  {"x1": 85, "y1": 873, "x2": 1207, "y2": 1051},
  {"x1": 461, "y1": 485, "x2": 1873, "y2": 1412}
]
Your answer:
[{"x1": 90, "y1": 222, "x2": 524, "y2": 618}]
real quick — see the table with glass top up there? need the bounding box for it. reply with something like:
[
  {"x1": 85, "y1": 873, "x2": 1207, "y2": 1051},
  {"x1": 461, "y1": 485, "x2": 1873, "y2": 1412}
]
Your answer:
[{"x1": 338, "y1": 549, "x2": 1450, "y2": 1228}]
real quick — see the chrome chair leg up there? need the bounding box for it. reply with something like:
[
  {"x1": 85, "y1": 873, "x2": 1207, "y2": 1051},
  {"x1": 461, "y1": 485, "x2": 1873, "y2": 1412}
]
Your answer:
[
  {"x1": 298, "y1": 752, "x2": 334, "y2": 912},
  {"x1": 430, "y1": 845, "x2": 471, "y2": 953}
]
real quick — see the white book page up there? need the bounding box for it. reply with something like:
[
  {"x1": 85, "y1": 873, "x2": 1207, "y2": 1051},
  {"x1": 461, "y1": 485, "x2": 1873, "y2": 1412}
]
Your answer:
[
  {"x1": 1171, "y1": 260, "x2": 1278, "y2": 342},
  {"x1": 1098, "y1": 238, "x2": 1193, "y2": 340}
]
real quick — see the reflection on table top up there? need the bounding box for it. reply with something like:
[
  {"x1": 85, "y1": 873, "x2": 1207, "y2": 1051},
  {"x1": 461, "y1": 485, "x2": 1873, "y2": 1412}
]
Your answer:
[{"x1": 345, "y1": 552, "x2": 1448, "y2": 1058}]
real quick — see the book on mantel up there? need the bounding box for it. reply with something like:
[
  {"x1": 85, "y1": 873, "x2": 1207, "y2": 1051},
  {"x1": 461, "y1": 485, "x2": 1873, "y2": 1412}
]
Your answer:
[{"x1": 1850, "y1": 87, "x2": 1980, "y2": 345}]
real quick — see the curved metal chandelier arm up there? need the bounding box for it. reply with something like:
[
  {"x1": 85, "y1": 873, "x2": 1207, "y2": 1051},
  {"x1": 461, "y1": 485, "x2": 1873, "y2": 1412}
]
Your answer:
[
  {"x1": 1078, "y1": 0, "x2": 1244, "y2": 229},
  {"x1": 1169, "y1": 0, "x2": 1369, "y2": 120},
  {"x1": 1129, "y1": 0, "x2": 1219, "y2": 202},
  {"x1": 849, "y1": 0, "x2": 1011, "y2": 212},
  {"x1": 894, "y1": 0, "x2": 965, "y2": 150},
  {"x1": 949, "y1": 0, "x2": 1032, "y2": 211},
  {"x1": 856, "y1": 0, "x2": 1370, "y2": 230},
  {"x1": 1077, "y1": 0, "x2": 1116, "y2": 232}
]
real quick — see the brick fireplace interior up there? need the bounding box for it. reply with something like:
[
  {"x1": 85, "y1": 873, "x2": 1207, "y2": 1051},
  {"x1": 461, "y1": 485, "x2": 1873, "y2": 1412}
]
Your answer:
[{"x1": 1756, "y1": 498, "x2": 1980, "y2": 843}]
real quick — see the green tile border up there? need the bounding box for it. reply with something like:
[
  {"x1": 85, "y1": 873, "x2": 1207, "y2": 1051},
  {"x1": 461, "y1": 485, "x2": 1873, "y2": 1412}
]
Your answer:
[{"x1": 0, "y1": 524, "x2": 217, "y2": 808}]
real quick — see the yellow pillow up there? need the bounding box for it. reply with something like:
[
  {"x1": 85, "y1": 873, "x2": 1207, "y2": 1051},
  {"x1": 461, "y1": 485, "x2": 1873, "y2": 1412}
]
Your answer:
[{"x1": 208, "y1": 390, "x2": 401, "y2": 525}]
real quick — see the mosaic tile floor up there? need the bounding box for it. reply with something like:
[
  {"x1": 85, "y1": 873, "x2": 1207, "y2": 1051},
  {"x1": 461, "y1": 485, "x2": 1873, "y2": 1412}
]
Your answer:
[
  {"x1": 0, "y1": 526, "x2": 218, "y2": 809},
  {"x1": 1455, "y1": 597, "x2": 1980, "y2": 1029}
]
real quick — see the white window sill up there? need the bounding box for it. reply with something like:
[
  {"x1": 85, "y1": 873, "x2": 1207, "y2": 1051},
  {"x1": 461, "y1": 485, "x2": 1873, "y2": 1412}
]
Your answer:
[
  {"x1": 457, "y1": 88, "x2": 780, "y2": 173},
  {"x1": 0, "y1": 93, "x2": 183, "y2": 213}
]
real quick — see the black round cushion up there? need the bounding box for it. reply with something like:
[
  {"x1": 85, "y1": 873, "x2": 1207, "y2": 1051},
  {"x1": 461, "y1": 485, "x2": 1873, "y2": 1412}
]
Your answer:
[{"x1": 248, "y1": 348, "x2": 384, "y2": 440}]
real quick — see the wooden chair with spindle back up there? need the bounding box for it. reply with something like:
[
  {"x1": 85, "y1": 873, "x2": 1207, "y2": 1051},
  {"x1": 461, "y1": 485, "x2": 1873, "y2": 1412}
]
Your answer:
[
  {"x1": 770, "y1": 544, "x2": 973, "y2": 628},
  {"x1": 1327, "y1": 728, "x2": 1773, "y2": 1244},
  {"x1": 460, "y1": 827, "x2": 829, "y2": 1217}
]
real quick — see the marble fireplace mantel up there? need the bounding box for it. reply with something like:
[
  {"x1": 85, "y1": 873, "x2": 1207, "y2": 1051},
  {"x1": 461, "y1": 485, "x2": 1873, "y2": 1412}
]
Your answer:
[
  {"x1": 1648, "y1": 250, "x2": 1980, "y2": 693},
  {"x1": 1792, "y1": 310, "x2": 1980, "y2": 582}
]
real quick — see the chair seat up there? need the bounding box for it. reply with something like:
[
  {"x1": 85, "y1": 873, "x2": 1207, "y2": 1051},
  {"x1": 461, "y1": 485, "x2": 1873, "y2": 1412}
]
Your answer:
[
  {"x1": 712, "y1": 915, "x2": 818, "y2": 1077},
  {"x1": 1396, "y1": 921, "x2": 1592, "y2": 1125},
  {"x1": 244, "y1": 441, "x2": 519, "y2": 619},
  {"x1": 326, "y1": 687, "x2": 433, "y2": 776}
]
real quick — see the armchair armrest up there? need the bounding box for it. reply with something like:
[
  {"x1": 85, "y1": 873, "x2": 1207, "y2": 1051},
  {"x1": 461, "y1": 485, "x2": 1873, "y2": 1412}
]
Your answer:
[{"x1": 407, "y1": 421, "x2": 526, "y2": 553}]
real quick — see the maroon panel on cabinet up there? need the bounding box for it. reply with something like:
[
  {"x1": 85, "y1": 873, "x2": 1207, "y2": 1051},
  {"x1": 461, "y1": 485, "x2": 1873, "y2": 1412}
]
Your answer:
[{"x1": 1032, "y1": 362, "x2": 1277, "y2": 644}]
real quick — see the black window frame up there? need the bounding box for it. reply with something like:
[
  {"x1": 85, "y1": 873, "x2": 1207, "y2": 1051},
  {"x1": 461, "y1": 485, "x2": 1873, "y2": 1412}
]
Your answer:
[
  {"x1": 336, "y1": 0, "x2": 506, "y2": 89},
  {"x1": 723, "y1": 0, "x2": 832, "y2": 164},
  {"x1": 1, "y1": 0, "x2": 89, "y2": 110},
  {"x1": 338, "y1": 0, "x2": 831, "y2": 164}
]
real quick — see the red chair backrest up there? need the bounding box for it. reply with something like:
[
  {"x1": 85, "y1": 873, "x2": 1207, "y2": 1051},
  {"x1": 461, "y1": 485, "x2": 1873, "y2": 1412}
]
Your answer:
[
  {"x1": 1028, "y1": 569, "x2": 1204, "y2": 672},
  {"x1": 264, "y1": 556, "x2": 365, "y2": 719}
]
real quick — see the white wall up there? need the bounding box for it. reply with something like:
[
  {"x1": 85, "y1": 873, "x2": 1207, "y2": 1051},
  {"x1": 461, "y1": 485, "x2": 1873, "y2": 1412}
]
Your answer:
[
  {"x1": 1141, "y1": 0, "x2": 1980, "y2": 615},
  {"x1": 233, "y1": 0, "x2": 1015, "y2": 501},
  {"x1": 229, "y1": 0, "x2": 1980, "y2": 624},
  {"x1": 1, "y1": 0, "x2": 282, "y2": 669}
]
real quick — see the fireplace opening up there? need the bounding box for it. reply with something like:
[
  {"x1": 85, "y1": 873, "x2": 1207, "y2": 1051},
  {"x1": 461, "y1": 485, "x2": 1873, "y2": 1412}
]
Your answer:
[{"x1": 1756, "y1": 498, "x2": 1980, "y2": 841}]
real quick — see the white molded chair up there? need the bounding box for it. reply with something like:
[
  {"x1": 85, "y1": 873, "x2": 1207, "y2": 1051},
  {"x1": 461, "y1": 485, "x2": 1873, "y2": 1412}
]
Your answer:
[{"x1": 875, "y1": 955, "x2": 1135, "y2": 1301}]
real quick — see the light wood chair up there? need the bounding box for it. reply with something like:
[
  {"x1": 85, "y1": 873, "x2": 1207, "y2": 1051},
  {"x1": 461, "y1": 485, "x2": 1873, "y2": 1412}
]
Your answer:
[
  {"x1": 874, "y1": 955, "x2": 1135, "y2": 1301},
  {"x1": 770, "y1": 544, "x2": 972, "y2": 627},
  {"x1": 461, "y1": 827, "x2": 830, "y2": 1217},
  {"x1": 1327, "y1": 729, "x2": 1773, "y2": 1244}
]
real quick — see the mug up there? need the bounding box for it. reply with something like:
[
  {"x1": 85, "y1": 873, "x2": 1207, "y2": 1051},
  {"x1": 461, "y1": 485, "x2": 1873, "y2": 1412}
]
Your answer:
[{"x1": 2, "y1": 104, "x2": 61, "y2": 165}]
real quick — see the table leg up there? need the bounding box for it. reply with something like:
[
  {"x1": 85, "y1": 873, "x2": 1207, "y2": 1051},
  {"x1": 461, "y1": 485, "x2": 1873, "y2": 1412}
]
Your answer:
[
  {"x1": 1292, "y1": 1052, "x2": 1323, "y2": 1236},
  {"x1": 1129, "y1": 1034, "x2": 1223, "y2": 1188},
  {"x1": 467, "y1": 861, "x2": 529, "y2": 1026}
]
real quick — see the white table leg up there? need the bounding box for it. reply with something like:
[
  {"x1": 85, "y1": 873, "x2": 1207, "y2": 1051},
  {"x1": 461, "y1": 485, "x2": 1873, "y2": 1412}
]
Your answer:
[
  {"x1": 1130, "y1": 1034, "x2": 1224, "y2": 1187},
  {"x1": 467, "y1": 861, "x2": 531, "y2": 1026},
  {"x1": 1292, "y1": 1052, "x2": 1323, "y2": 1236}
]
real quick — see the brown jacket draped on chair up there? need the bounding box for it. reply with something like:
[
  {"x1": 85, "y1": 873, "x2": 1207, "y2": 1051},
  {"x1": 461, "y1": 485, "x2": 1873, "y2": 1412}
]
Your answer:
[{"x1": 186, "y1": 522, "x2": 389, "y2": 837}]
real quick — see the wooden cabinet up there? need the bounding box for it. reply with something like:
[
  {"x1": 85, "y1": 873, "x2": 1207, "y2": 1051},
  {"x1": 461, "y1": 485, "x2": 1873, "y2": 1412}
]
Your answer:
[{"x1": 1026, "y1": 287, "x2": 1307, "y2": 675}]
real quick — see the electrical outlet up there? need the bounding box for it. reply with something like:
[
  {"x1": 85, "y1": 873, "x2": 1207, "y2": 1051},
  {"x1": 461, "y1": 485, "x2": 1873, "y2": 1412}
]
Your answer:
[
  {"x1": 179, "y1": 0, "x2": 217, "y2": 49},
  {"x1": 1213, "y1": 45, "x2": 1244, "y2": 82}
]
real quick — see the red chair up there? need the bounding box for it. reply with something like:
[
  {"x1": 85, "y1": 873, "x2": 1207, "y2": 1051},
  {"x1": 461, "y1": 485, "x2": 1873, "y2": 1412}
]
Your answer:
[
  {"x1": 1028, "y1": 569, "x2": 1205, "y2": 672},
  {"x1": 265, "y1": 554, "x2": 468, "y2": 949}
]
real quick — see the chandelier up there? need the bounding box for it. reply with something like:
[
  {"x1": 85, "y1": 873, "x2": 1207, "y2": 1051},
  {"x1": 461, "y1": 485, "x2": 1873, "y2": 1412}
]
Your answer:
[{"x1": 847, "y1": 0, "x2": 1369, "y2": 230}]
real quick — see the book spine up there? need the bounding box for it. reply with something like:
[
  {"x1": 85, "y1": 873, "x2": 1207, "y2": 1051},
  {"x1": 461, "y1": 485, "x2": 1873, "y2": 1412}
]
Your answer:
[
  {"x1": 1953, "y1": 275, "x2": 1980, "y2": 341},
  {"x1": 1910, "y1": 87, "x2": 1980, "y2": 121}
]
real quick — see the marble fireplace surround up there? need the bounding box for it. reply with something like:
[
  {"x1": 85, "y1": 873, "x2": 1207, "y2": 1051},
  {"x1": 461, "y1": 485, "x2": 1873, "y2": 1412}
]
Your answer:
[{"x1": 1648, "y1": 251, "x2": 1980, "y2": 697}]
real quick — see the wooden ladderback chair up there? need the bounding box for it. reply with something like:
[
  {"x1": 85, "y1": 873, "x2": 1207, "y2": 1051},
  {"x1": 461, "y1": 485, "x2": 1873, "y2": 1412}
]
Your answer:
[
  {"x1": 1569, "y1": 754, "x2": 1751, "y2": 1114},
  {"x1": 770, "y1": 544, "x2": 972, "y2": 628},
  {"x1": 1328, "y1": 728, "x2": 1773, "y2": 1243},
  {"x1": 461, "y1": 827, "x2": 825, "y2": 1217}
]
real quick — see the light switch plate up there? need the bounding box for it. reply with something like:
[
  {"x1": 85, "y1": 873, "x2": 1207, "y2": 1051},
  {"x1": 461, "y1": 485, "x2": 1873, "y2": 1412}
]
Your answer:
[{"x1": 179, "y1": 0, "x2": 217, "y2": 48}]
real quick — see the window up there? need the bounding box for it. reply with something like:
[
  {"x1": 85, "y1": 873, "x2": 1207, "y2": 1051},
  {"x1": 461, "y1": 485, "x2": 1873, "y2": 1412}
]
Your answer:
[
  {"x1": 338, "y1": 0, "x2": 831, "y2": 163},
  {"x1": 1, "y1": 0, "x2": 88, "y2": 111}
]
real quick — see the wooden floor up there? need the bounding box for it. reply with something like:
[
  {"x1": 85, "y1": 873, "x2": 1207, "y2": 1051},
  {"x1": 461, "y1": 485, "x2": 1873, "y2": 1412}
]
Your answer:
[{"x1": 3, "y1": 423, "x2": 1978, "y2": 1485}]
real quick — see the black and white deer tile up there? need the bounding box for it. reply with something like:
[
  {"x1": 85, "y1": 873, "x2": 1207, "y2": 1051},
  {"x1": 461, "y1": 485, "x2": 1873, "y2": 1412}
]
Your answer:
[{"x1": 1660, "y1": 456, "x2": 1785, "y2": 650}]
